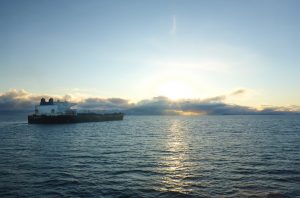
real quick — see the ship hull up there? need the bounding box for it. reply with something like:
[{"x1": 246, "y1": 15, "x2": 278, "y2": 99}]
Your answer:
[{"x1": 28, "y1": 113, "x2": 124, "y2": 124}]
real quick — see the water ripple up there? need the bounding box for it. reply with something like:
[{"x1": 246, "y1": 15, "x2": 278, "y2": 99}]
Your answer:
[{"x1": 0, "y1": 115, "x2": 299, "y2": 197}]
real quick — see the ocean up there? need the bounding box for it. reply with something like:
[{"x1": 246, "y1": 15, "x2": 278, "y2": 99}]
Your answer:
[{"x1": 0, "y1": 115, "x2": 299, "y2": 197}]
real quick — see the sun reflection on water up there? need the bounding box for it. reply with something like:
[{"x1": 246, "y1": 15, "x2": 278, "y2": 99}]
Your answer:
[{"x1": 157, "y1": 119, "x2": 194, "y2": 194}]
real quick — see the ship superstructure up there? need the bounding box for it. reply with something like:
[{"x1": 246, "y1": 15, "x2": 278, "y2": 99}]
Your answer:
[{"x1": 35, "y1": 98, "x2": 77, "y2": 116}]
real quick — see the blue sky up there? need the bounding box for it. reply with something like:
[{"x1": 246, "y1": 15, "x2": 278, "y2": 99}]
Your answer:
[{"x1": 1, "y1": 0, "x2": 299, "y2": 107}]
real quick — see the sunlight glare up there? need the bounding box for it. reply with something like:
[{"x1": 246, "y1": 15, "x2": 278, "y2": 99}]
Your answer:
[{"x1": 158, "y1": 81, "x2": 195, "y2": 100}]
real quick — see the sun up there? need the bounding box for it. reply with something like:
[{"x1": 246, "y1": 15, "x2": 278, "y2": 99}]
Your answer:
[{"x1": 158, "y1": 81, "x2": 195, "y2": 100}]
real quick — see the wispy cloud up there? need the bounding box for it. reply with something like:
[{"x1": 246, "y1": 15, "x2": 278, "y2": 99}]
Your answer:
[
  {"x1": 170, "y1": 15, "x2": 176, "y2": 35},
  {"x1": 231, "y1": 89, "x2": 247, "y2": 96},
  {"x1": 201, "y1": 89, "x2": 249, "y2": 103}
]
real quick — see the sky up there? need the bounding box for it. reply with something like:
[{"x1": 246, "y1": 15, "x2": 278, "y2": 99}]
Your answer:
[{"x1": 1, "y1": 0, "x2": 300, "y2": 111}]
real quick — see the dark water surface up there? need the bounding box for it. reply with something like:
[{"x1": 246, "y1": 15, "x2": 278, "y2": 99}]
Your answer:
[{"x1": 0, "y1": 115, "x2": 299, "y2": 197}]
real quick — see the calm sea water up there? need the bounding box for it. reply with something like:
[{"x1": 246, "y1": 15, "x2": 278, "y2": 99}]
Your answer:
[{"x1": 0, "y1": 115, "x2": 299, "y2": 198}]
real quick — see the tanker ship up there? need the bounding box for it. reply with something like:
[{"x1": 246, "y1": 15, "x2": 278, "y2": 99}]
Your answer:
[{"x1": 28, "y1": 98, "x2": 124, "y2": 124}]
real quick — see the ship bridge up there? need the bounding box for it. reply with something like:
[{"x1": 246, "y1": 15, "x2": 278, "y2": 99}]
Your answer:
[{"x1": 35, "y1": 98, "x2": 77, "y2": 116}]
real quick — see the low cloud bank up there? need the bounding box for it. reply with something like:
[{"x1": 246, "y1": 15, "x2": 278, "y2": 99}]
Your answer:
[
  {"x1": 0, "y1": 90, "x2": 36, "y2": 111},
  {"x1": 0, "y1": 89, "x2": 299, "y2": 115}
]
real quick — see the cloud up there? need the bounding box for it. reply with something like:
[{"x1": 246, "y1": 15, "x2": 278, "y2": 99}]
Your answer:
[
  {"x1": 0, "y1": 89, "x2": 36, "y2": 111},
  {"x1": 0, "y1": 89, "x2": 299, "y2": 115},
  {"x1": 77, "y1": 97, "x2": 133, "y2": 111},
  {"x1": 231, "y1": 89, "x2": 247, "y2": 96},
  {"x1": 125, "y1": 97, "x2": 258, "y2": 115},
  {"x1": 170, "y1": 15, "x2": 176, "y2": 35},
  {"x1": 200, "y1": 89, "x2": 249, "y2": 104},
  {"x1": 201, "y1": 95, "x2": 226, "y2": 103},
  {"x1": 259, "y1": 105, "x2": 300, "y2": 114},
  {"x1": 0, "y1": 89, "x2": 75, "y2": 112}
]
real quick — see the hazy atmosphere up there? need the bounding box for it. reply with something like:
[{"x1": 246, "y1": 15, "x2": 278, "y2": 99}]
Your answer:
[
  {"x1": 1, "y1": 0, "x2": 300, "y2": 114},
  {"x1": 1, "y1": 1, "x2": 300, "y2": 198}
]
